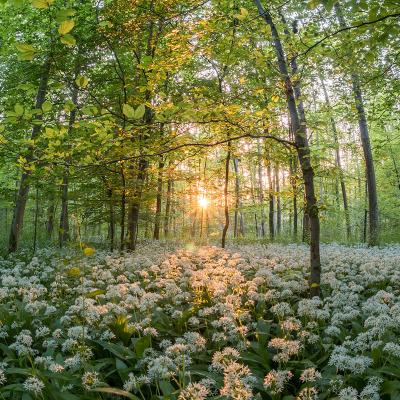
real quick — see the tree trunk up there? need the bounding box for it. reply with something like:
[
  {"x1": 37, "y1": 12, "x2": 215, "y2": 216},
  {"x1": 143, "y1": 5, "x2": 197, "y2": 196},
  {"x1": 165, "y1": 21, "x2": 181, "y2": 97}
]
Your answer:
[
  {"x1": 120, "y1": 167, "x2": 126, "y2": 250},
  {"x1": 153, "y1": 158, "x2": 164, "y2": 240},
  {"x1": 233, "y1": 158, "x2": 241, "y2": 238},
  {"x1": 46, "y1": 194, "x2": 55, "y2": 239},
  {"x1": 257, "y1": 140, "x2": 266, "y2": 237},
  {"x1": 33, "y1": 186, "x2": 39, "y2": 252},
  {"x1": 8, "y1": 59, "x2": 51, "y2": 253},
  {"x1": 164, "y1": 172, "x2": 172, "y2": 238},
  {"x1": 108, "y1": 188, "x2": 115, "y2": 251},
  {"x1": 59, "y1": 75, "x2": 79, "y2": 248},
  {"x1": 266, "y1": 153, "x2": 274, "y2": 241},
  {"x1": 59, "y1": 173, "x2": 70, "y2": 247},
  {"x1": 221, "y1": 146, "x2": 231, "y2": 248},
  {"x1": 335, "y1": 2, "x2": 378, "y2": 245},
  {"x1": 254, "y1": 0, "x2": 321, "y2": 297},
  {"x1": 319, "y1": 73, "x2": 351, "y2": 240},
  {"x1": 127, "y1": 157, "x2": 147, "y2": 250},
  {"x1": 289, "y1": 155, "x2": 298, "y2": 239},
  {"x1": 275, "y1": 164, "x2": 282, "y2": 235}
]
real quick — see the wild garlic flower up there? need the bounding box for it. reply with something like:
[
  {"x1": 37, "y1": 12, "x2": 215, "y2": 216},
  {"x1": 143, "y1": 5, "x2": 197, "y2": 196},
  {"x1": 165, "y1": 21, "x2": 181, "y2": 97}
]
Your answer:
[
  {"x1": 0, "y1": 369, "x2": 6, "y2": 386},
  {"x1": 220, "y1": 362, "x2": 254, "y2": 400},
  {"x1": 300, "y1": 368, "x2": 322, "y2": 383},
  {"x1": 178, "y1": 383, "x2": 209, "y2": 400},
  {"x1": 23, "y1": 377, "x2": 45, "y2": 394},
  {"x1": 264, "y1": 369, "x2": 293, "y2": 394},
  {"x1": 82, "y1": 371, "x2": 100, "y2": 390}
]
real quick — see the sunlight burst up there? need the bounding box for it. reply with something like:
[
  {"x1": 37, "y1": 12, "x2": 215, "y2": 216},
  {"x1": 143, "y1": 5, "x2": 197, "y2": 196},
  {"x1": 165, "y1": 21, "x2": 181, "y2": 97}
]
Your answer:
[{"x1": 198, "y1": 196, "x2": 209, "y2": 209}]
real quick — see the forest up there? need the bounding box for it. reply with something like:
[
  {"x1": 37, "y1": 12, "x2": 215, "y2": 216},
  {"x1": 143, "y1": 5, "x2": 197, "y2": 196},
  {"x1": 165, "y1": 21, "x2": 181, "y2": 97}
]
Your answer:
[{"x1": 0, "y1": 0, "x2": 399, "y2": 399}]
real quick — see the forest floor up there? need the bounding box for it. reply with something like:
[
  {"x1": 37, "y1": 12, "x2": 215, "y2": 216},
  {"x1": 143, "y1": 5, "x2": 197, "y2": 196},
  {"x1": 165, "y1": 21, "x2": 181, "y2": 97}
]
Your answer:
[{"x1": 1, "y1": 242, "x2": 400, "y2": 399}]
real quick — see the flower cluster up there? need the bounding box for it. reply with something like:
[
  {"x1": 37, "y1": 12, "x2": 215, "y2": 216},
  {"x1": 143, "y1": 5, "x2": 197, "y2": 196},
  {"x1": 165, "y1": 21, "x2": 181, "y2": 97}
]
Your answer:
[{"x1": 0, "y1": 242, "x2": 399, "y2": 398}]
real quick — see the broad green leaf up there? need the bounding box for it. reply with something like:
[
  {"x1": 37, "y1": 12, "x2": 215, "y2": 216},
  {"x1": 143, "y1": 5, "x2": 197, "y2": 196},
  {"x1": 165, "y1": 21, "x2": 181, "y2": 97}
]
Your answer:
[
  {"x1": 42, "y1": 101, "x2": 52, "y2": 113},
  {"x1": 14, "y1": 103, "x2": 24, "y2": 116},
  {"x1": 58, "y1": 20, "x2": 75, "y2": 35},
  {"x1": 64, "y1": 100, "x2": 76, "y2": 112},
  {"x1": 122, "y1": 104, "x2": 135, "y2": 118},
  {"x1": 56, "y1": 8, "x2": 75, "y2": 21},
  {"x1": 60, "y1": 34, "x2": 76, "y2": 46},
  {"x1": 15, "y1": 43, "x2": 36, "y2": 60},
  {"x1": 134, "y1": 104, "x2": 146, "y2": 120},
  {"x1": 15, "y1": 43, "x2": 35, "y2": 53},
  {"x1": 235, "y1": 7, "x2": 249, "y2": 20},
  {"x1": 75, "y1": 75, "x2": 89, "y2": 88}
]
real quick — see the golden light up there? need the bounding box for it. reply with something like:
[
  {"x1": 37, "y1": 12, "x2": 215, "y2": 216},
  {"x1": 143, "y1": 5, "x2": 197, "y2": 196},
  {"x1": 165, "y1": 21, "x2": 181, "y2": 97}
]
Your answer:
[{"x1": 198, "y1": 196, "x2": 209, "y2": 209}]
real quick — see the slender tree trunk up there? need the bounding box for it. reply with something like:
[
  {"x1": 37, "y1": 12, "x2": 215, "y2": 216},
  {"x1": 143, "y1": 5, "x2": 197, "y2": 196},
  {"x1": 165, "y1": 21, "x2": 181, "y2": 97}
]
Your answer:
[
  {"x1": 153, "y1": 158, "x2": 164, "y2": 240},
  {"x1": 33, "y1": 186, "x2": 39, "y2": 252},
  {"x1": 289, "y1": 156, "x2": 298, "y2": 240},
  {"x1": 257, "y1": 140, "x2": 266, "y2": 237},
  {"x1": 120, "y1": 167, "x2": 126, "y2": 250},
  {"x1": 363, "y1": 178, "x2": 368, "y2": 243},
  {"x1": 59, "y1": 76, "x2": 79, "y2": 248},
  {"x1": 59, "y1": 173, "x2": 70, "y2": 247},
  {"x1": 127, "y1": 157, "x2": 147, "y2": 250},
  {"x1": 233, "y1": 158, "x2": 240, "y2": 238},
  {"x1": 164, "y1": 172, "x2": 172, "y2": 238},
  {"x1": 221, "y1": 146, "x2": 231, "y2": 248},
  {"x1": 46, "y1": 194, "x2": 55, "y2": 239},
  {"x1": 266, "y1": 153, "x2": 274, "y2": 240},
  {"x1": 8, "y1": 59, "x2": 51, "y2": 253},
  {"x1": 275, "y1": 164, "x2": 281, "y2": 235},
  {"x1": 249, "y1": 160, "x2": 259, "y2": 237},
  {"x1": 335, "y1": 2, "x2": 378, "y2": 245},
  {"x1": 108, "y1": 188, "x2": 115, "y2": 251},
  {"x1": 254, "y1": 0, "x2": 321, "y2": 296},
  {"x1": 320, "y1": 73, "x2": 351, "y2": 239}
]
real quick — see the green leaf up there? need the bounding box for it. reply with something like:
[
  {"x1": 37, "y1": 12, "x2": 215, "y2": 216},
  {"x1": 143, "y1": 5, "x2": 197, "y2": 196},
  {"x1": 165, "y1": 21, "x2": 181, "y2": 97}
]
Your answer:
[
  {"x1": 75, "y1": 75, "x2": 89, "y2": 88},
  {"x1": 122, "y1": 104, "x2": 135, "y2": 118},
  {"x1": 133, "y1": 336, "x2": 151, "y2": 357},
  {"x1": 15, "y1": 43, "x2": 35, "y2": 53},
  {"x1": 134, "y1": 104, "x2": 146, "y2": 120},
  {"x1": 99, "y1": 20, "x2": 113, "y2": 28},
  {"x1": 15, "y1": 43, "x2": 36, "y2": 60},
  {"x1": 31, "y1": 0, "x2": 54, "y2": 8},
  {"x1": 85, "y1": 289, "x2": 105, "y2": 298},
  {"x1": 58, "y1": 20, "x2": 75, "y2": 35},
  {"x1": 159, "y1": 381, "x2": 175, "y2": 396},
  {"x1": 60, "y1": 34, "x2": 76, "y2": 46},
  {"x1": 235, "y1": 7, "x2": 249, "y2": 21},
  {"x1": 14, "y1": 103, "x2": 24, "y2": 116},
  {"x1": 307, "y1": 0, "x2": 320, "y2": 9},
  {"x1": 42, "y1": 101, "x2": 52, "y2": 113},
  {"x1": 64, "y1": 100, "x2": 76, "y2": 112},
  {"x1": 56, "y1": 8, "x2": 76, "y2": 21},
  {"x1": 91, "y1": 387, "x2": 139, "y2": 400}
]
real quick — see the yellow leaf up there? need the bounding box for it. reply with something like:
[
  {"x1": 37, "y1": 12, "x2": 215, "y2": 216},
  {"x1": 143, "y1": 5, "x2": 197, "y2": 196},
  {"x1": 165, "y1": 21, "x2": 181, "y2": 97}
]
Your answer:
[
  {"x1": 272, "y1": 95, "x2": 279, "y2": 103},
  {"x1": 67, "y1": 267, "x2": 81, "y2": 277},
  {"x1": 31, "y1": 0, "x2": 53, "y2": 8},
  {"x1": 75, "y1": 75, "x2": 89, "y2": 88},
  {"x1": 83, "y1": 247, "x2": 95, "y2": 257},
  {"x1": 60, "y1": 34, "x2": 76, "y2": 46},
  {"x1": 58, "y1": 20, "x2": 75, "y2": 35}
]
